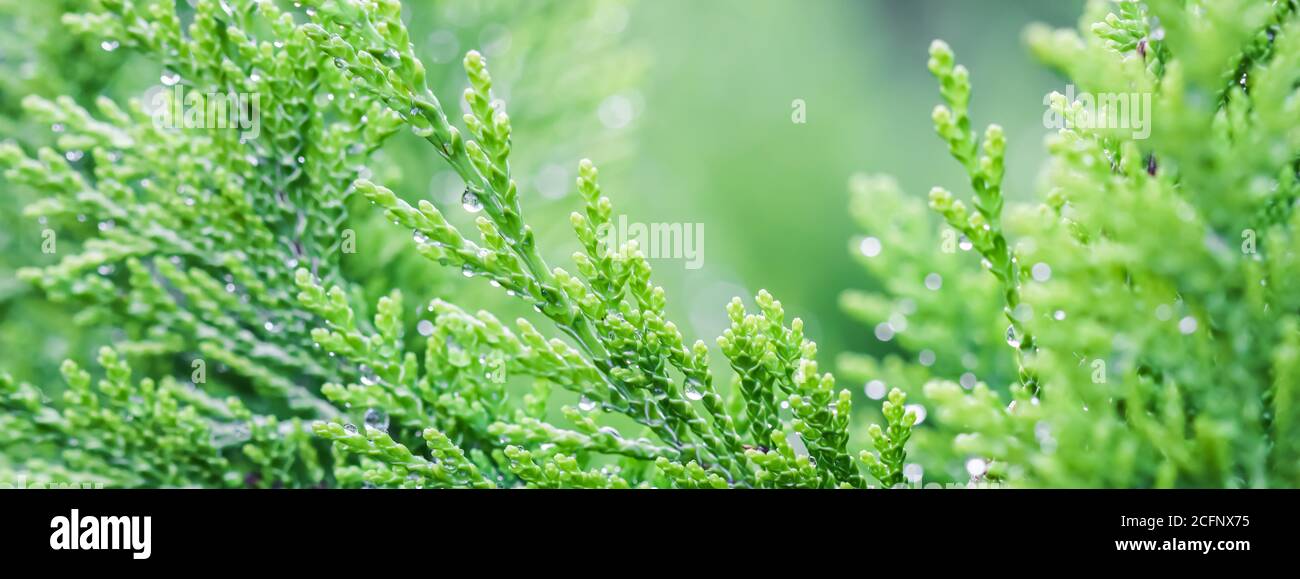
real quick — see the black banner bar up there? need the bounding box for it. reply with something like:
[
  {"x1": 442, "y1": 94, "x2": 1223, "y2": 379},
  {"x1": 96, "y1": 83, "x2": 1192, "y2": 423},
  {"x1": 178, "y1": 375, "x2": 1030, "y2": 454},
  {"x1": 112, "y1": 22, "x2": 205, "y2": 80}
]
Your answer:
[{"x1": 0, "y1": 489, "x2": 1290, "y2": 567}]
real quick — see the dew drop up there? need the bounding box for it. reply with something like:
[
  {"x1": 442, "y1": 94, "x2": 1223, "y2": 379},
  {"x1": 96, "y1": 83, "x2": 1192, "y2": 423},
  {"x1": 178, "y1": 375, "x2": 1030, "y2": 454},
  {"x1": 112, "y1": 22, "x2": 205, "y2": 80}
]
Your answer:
[
  {"x1": 1178, "y1": 316, "x2": 1198, "y2": 335},
  {"x1": 413, "y1": 230, "x2": 429, "y2": 244},
  {"x1": 864, "y1": 379, "x2": 886, "y2": 400},
  {"x1": 417, "y1": 319, "x2": 434, "y2": 336},
  {"x1": 903, "y1": 463, "x2": 923, "y2": 484},
  {"x1": 1005, "y1": 324, "x2": 1021, "y2": 349},
  {"x1": 578, "y1": 396, "x2": 597, "y2": 412},
  {"x1": 1053, "y1": 309, "x2": 1066, "y2": 321},
  {"x1": 684, "y1": 385, "x2": 704, "y2": 401},
  {"x1": 958, "y1": 235, "x2": 973, "y2": 251},
  {"x1": 64, "y1": 150, "x2": 84, "y2": 162},
  {"x1": 905, "y1": 404, "x2": 927, "y2": 425},
  {"x1": 343, "y1": 423, "x2": 358, "y2": 434},
  {"x1": 364, "y1": 408, "x2": 389, "y2": 433},
  {"x1": 1031, "y1": 262, "x2": 1052, "y2": 282},
  {"x1": 959, "y1": 372, "x2": 977, "y2": 389},
  {"x1": 924, "y1": 273, "x2": 942, "y2": 290},
  {"x1": 101, "y1": 40, "x2": 120, "y2": 52},
  {"x1": 461, "y1": 189, "x2": 483, "y2": 213},
  {"x1": 160, "y1": 70, "x2": 181, "y2": 86},
  {"x1": 874, "y1": 322, "x2": 894, "y2": 342},
  {"x1": 859, "y1": 236, "x2": 882, "y2": 257},
  {"x1": 359, "y1": 364, "x2": 379, "y2": 386},
  {"x1": 966, "y1": 457, "x2": 987, "y2": 478}
]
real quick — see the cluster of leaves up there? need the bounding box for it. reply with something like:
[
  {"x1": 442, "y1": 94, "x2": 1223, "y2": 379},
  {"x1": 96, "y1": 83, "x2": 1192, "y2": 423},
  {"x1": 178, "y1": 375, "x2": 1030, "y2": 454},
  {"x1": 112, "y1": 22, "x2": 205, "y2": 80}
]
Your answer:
[
  {"x1": 0, "y1": 346, "x2": 321, "y2": 488},
  {"x1": 294, "y1": 0, "x2": 908, "y2": 487},
  {"x1": 0, "y1": 0, "x2": 641, "y2": 488},
  {"x1": 0, "y1": 0, "x2": 127, "y2": 391},
  {"x1": 1, "y1": 0, "x2": 909, "y2": 489},
  {"x1": 7, "y1": 0, "x2": 1297, "y2": 489},
  {"x1": 0, "y1": 0, "x2": 404, "y2": 486},
  {"x1": 845, "y1": 0, "x2": 1300, "y2": 487}
]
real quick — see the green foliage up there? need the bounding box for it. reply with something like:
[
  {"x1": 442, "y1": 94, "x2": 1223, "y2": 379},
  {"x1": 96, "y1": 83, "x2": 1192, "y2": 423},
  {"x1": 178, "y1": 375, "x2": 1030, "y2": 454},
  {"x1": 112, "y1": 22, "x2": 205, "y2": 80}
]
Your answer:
[
  {"x1": 1, "y1": 347, "x2": 321, "y2": 487},
  {"x1": 0, "y1": 0, "x2": 126, "y2": 390},
  {"x1": 3, "y1": 0, "x2": 1299, "y2": 489},
  {"x1": 0, "y1": 0, "x2": 875, "y2": 489},
  {"x1": 844, "y1": 0, "x2": 1300, "y2": 487},
  {"x1": 860, "y1": 388, "x2": 916, "y2": 487}
]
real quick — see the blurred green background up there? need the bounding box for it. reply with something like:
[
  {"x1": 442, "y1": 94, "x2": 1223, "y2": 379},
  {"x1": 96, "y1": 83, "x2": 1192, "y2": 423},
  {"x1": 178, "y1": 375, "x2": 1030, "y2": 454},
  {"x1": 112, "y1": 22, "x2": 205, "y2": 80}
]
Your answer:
[
  {"x1": 578, "y1": 0, "x2": 1084, "y2": 371},
  {"x1": 0, "y1": 0, "x2": 1084, "y2": 392}
]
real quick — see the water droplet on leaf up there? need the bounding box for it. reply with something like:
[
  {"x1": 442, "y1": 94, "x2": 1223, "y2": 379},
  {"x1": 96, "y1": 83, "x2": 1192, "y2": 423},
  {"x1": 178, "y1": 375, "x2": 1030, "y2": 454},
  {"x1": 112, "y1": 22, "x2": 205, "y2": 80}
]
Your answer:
[
  {"x1": 359, "y1": 365, "x2": 379, "y2": 385},
  {"x1": 864, "y1": 380, "x2": 886, "y2": 400},
  {"x1": 1031, "y1": 262, "x2": 1052, "y2": 282},
  {"x1": 364, "y1": 408, "x2": 388, "y2": 432},
  {"x1": 1005, "y1": 324, "x2": 1021, "y2": 349},
  {"x1": 924, "y1": 273, "x2": 942, "y2": 290},
  {"x1": 461, "y1": 189, "x2": 483, "y2": 213},
  {"x1": 903, "y1": 463, "x2": 923, "y2": 484},
  {"x1": 859, "y1": 236, "x2": 882, "y2": 257}
]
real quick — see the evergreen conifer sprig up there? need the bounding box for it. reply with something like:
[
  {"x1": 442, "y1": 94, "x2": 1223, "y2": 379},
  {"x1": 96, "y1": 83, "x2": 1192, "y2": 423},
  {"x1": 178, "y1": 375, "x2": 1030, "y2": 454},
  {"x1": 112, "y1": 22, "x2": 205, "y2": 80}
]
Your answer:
[
  {"x1": 844, "y1": 0, "x2": 1300, "y2": 487},
  {"x1": 301, "y1": 0, "x2": 874, "y2": 487},
  {"x1": 3, "y1": 0, "x2": 1298, "y2": 489},
  {"x1": 2, "y1": 0, "x2": 886, "y2": 489}
]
